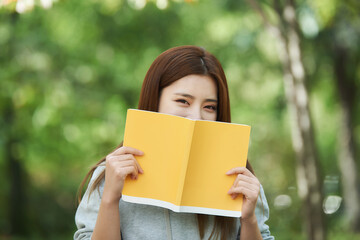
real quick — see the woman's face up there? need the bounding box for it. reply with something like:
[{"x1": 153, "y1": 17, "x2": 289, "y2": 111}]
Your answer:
[{"x1": 158, "y1": 74, "x2": 218, "y2": 121}]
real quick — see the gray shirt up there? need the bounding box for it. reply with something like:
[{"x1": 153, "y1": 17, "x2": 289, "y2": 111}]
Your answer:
[{"x1": 74, "y1": 166, "x2": 274, "y2": 240}]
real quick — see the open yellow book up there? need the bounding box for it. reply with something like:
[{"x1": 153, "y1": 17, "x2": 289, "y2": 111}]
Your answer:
[{"x1": 122, "y1": 109, "x2": 251, "y2": 218}]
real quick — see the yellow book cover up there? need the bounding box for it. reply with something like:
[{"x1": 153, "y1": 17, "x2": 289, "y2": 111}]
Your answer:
[{"x1": 122, "y1": 109, "x2": 251, "y2": 217}]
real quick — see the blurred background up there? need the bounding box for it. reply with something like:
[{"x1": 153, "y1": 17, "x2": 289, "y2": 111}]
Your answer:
[{"x1": 0, "y1": 0, "x2": 359, "y2": 239}]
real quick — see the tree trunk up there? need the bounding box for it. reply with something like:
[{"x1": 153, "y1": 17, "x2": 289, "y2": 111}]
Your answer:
[
  {"x1": 3, "y1": 98, "x2": 28, "y2": 236},
  {"x1": 333, "y1": 45, "x2": 360, "y2": 231},
  {"x1": 246, "y1": 0, "x2": 326, "y2": 239},
  {"x1": 3, "y1": 12, "x2": 29, "y2": 237},
  {"x1": 279, "y1": 3, "x2": 325, "y2": 239}
]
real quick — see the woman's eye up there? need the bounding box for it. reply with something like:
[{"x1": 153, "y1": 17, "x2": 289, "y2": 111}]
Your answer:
[
  {"x1": 175, "y1": 99, "x2": 189, "y2": 105},
  {"x1": 205, "y1": 105, "x2": 217, "y2": 111}
]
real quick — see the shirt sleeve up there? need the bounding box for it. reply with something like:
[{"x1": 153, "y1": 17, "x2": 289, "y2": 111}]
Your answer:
[
  {"x1": 255, "y1": 185, "x2": 275, "y2": 240},
  {"x1": 74, "y1": 166, "x2": 105, "y2": 240}
]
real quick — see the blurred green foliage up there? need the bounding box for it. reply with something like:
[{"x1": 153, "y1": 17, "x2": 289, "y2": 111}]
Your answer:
[{"x1": 0, "y1": 0, "x2": 359, "y2": 239}]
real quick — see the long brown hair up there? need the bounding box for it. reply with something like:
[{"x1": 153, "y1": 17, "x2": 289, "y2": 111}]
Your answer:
[{"x1": 77, "y1": 45, "x2": 255, "y2": 239}]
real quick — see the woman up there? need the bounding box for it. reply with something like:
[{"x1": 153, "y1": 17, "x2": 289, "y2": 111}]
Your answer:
[{"x1": 74, "y1": 46, "x2": 274, "y2": 240}]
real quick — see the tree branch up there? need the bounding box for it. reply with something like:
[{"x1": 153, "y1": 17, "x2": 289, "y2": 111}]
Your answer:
[{"x1": 245, "y1": 0, "x2": 282, "y2": 39}]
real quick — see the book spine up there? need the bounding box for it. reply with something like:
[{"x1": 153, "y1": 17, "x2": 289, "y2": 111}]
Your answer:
[{"x1": 175, "y1": 120, "x2": 196, "y2": 206}]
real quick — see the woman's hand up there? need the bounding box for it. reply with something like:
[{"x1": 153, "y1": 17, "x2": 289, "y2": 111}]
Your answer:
[
  {"x1": 102, "y1": 146, "x2": 144, "y2": 204},
  {"x1": 226, "y1": 167, "x2": 260, "y2": 221}
]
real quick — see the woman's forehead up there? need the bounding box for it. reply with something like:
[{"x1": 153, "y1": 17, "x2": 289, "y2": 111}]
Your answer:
[{"x1": 165, "y1": 75, "x2": 217, "y2": 97}]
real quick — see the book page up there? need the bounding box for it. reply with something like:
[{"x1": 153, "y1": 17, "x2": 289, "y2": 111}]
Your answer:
[
  {"x1": 122, "y1": 110, "x2": 194, "y2": 208},
  {"x1": 180, "y1": 120, "x2": 251, "y2": 217}
]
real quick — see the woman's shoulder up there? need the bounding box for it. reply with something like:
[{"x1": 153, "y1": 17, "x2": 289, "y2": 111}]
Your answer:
[
  {"x1": 92, "y1": 164, "x2": 105, "y2": 180},
  {"x1": 74, "y1": 165, "x2": 105, "y2": 240},
  {"x1": 257, "y1": 184, "x2": 270, "y2": 212},
  {"x1": 80, "y1": 164, "x2": 106, "y2": 202},
  {"x1": 90, "y1": 164, "x2": 106, "y2": 189}
]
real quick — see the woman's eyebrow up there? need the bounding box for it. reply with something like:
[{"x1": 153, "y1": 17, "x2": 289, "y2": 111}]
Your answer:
[
  {"x1": 206, "y1": 99, "x2": 218, "y2": 103},
  {"x1": 174, "y1": 93, "x2": 217, "y2": 103},
  {"x1": 175, "y1": 93, "x2": 194, "y2": 99}
]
